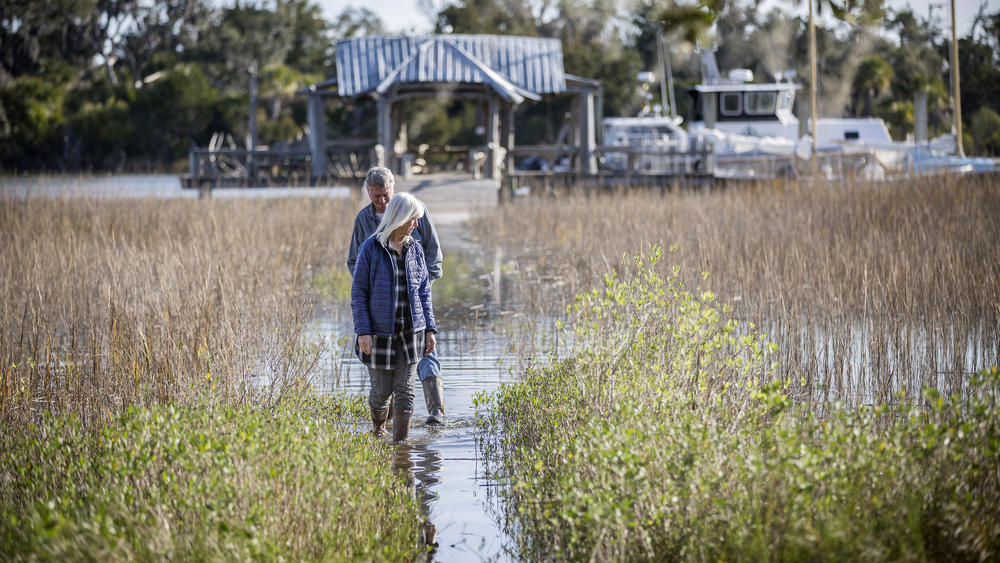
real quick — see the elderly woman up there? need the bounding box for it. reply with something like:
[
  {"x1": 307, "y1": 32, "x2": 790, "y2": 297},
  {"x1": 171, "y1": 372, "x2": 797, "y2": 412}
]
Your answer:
[{"x1": 352, "y1": 192, "x2": 437, "y2": 442}]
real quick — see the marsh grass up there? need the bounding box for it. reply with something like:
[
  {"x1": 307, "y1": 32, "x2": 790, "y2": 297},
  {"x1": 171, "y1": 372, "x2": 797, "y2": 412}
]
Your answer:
[
  {"x1": 1, "y1": 196, "x2": 357, "y2": 426},
  {"x1": 0, "y1": 195, "x2": 435, "y2": 559},
  {"x1": 473, "y1": 175, "x2": 1000, "y2": 404},
  {"x1": 0, "y1": 395, "x2": 425, "y2": 560},
  {"x1": 478, "y1": 248, "x2": 1000, "y2": 560}
]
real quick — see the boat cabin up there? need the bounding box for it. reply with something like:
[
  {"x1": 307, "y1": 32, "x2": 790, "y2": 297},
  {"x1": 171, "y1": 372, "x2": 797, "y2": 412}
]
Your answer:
[{"x1": 687, "y1": 69, "x2": 801, "y2": 139}]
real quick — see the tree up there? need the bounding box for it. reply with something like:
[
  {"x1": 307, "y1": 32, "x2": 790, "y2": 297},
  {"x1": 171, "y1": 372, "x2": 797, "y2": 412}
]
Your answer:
[
  {"x1": 548, "y1": 0, "x2": 643, "y2": 119},
  {"x1": 967, "y1": 107, "x2": 1000, "y2": 155},
  {"x1": 788, "y1": 0, "x2": 885, "y2": 154},
  {"x1": 654, "y1": 0, "x2": 724, "y2": 45},
  {"x1": 0, "y1": 74, "x2": 68, "y2": 169},
  {"x1": 186, "y1": 4, "x2": 294, "y2": 89},
  {"x1": 330, "y1": 6, "x2": 384, "y2": 40},
  {"x1": 851, "y1": 54, "x2": 892, "y2": 116},
  {"x1": 956, "y1": 31, "x2": 1000, "y2": 131},
  {"x1": 0, "y1": 0, "x2": 99, "y2": 81},
  {"x1": 284, "y1": 0, "x2": 336, "y2": 74},
  {"x1": 433, "y1": 0, "x2": 537, "y2": 36},
  {"x1": 428, "y1": 0, "x2": 642, "y2": 145},
  {"x1": 90, "y1": 0, "x2": 212, "y2": 87}
]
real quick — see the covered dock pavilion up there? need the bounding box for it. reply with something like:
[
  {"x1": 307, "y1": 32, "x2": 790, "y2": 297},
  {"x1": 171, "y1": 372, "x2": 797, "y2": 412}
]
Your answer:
[{"x1": 300, "y1": 34, "x2": 603, "y2": 179}]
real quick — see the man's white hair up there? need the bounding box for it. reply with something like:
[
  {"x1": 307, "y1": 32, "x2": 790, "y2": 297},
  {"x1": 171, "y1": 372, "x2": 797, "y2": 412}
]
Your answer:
[
  {"x1": 364, "y1": 166, "x2": 394, "y2": 190},
  {"x1": 373, "y1": 192, "x2": 424, "y2": 247}
]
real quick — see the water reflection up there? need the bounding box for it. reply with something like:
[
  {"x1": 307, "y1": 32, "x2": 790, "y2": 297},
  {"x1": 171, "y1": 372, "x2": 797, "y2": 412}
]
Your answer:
[
  {"x1": 0, "y1": 174, "x2": 352, "y2": 199},
  {"x1": 326, "y1": 342, "x2": 516, "y2": 561},
  {"x1": 393, "y1": 444, "x2": 444, "y2": 555},
  {"x1": 305, "y1": 246, "x2": 522, "y2": 560}
]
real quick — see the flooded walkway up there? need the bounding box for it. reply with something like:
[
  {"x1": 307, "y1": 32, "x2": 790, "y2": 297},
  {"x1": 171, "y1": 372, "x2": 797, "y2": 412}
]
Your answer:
[
  {"x1": 4, "y1": 171, "x2": 516, "y2": 559},
  {"x1": 328, "y1": 175, "x2": 516, "y2": 560},
  {"x1": 331, "y1": 345, "x2": 513, "y2": 560}
]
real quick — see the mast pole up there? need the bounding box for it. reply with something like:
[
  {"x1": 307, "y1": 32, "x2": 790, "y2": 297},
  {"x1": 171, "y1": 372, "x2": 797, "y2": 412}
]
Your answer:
[
  {"x1": 950, "y1": 0, "x2": 964, "y2": 156},
  {"x1": 809, "y1": 0, "x2": 818, "y2": 173}
]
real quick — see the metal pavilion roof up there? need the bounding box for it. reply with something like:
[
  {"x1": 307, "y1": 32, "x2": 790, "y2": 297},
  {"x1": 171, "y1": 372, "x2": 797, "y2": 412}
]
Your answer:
[{"x1": 334, "y1": 35, "x2": 567, "y2": 103}]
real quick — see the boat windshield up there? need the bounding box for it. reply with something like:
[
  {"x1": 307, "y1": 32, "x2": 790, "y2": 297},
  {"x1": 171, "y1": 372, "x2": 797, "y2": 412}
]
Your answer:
[
  {"x1": 745, "y1": 91, "x2": 777, "y2": 115},
  {"x1": 777, "y1": 90, "x2": 794, "y2": 111},
  {"x1": 607, "y1": 125, "x2": 680, "y2": 145}
]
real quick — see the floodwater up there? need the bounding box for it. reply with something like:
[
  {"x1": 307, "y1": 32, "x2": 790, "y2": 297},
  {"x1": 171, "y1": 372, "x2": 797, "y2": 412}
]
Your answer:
[
  {"x1": 308, "y1": 170, "x2": 522, "y2": 560},
  {"x1": 313, "y1": 330, "x2": 517, "y2": 561},
  {"x1": 5, "y1": 172, "x2": 522, "y2": 560},
  {"x1": 311, "y1": 250, "x2": 522, "y2": 561},
  {"x1": 0, "y1": 173, "x2": 351, "y2": 198}
]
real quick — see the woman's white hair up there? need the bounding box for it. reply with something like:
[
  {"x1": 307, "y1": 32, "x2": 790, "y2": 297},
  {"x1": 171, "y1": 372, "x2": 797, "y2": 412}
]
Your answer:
[{"x1": 373, "y1": 192, "x2": 425, "y2": 247}]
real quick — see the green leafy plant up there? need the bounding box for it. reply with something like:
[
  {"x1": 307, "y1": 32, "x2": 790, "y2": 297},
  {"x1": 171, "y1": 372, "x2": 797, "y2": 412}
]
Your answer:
[
  {"x1": 478, "y1": 247, "x2": 1000, "y2": 561},
  {"x1": 0, "y1": 395, "x2": 423, "y2": 561}
]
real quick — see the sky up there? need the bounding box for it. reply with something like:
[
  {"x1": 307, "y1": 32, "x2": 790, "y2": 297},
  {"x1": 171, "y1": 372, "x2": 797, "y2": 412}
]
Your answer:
[{"x1": 313, "y1": 0, "x2": 999, "y2": 37}]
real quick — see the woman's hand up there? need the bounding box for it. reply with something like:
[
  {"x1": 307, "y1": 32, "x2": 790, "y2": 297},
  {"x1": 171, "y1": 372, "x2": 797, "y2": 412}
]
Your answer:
[
  {"x1": 358, "y1": 334, "x2": 372, "y2": 355},
  {"x1": 425, "y1": 332, "x2": 436, "y2": 355}
]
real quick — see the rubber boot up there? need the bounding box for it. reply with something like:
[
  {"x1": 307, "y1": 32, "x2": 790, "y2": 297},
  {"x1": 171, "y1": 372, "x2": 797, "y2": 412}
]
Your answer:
[
  {"x1": 422, "y1": 376, "x2": 445, "y2": 425},
  {"x1": 386, "y1": 393, "x2": 395, "y2": 421},
  {"x1": 371, "y1": 407, "x2": 389, "y2": 437},
  {"x1": 391, "y1": 408, "x2": 412, "y2": 443}
]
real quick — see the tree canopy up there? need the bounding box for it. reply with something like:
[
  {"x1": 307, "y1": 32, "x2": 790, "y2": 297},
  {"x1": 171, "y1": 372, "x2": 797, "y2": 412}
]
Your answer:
[{"x1": 1, "y1": 0, "x2": 999, "y2": 172}]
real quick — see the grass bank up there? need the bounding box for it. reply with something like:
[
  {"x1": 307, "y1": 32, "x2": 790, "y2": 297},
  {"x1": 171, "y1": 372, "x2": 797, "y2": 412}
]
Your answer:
[
  {"x1": 0, "y1": 196, "x2": 357, "y2": 426},
  {"x1": 1, "y1": 395, "x2": 425, "y2": 560},
  {"x1": 477, "y1": 248, "x2": 1000, "y2": 560},
  {"x1": 0, "y1": 195, "x2": 430, "y2": 560},
  {"x1": 473, "y1": 175, "x2": 1000, "y2": 404}
]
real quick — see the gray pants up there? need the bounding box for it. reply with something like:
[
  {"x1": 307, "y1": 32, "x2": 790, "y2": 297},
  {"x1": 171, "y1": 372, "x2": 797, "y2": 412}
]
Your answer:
[{"x1": 368, "y1": 360, "x2": 417, "y2": 411}]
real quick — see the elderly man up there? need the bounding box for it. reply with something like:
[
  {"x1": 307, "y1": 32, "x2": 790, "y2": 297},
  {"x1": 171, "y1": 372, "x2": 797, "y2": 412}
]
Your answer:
[{"x1": 347, "y1": 166, "x2": 446, "y2": 425}]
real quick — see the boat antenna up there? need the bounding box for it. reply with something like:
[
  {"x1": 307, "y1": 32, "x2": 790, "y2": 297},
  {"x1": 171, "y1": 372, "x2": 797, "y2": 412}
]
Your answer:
[
  {"x1": 696, "y1": 44, "x2": 721, "y2": 85},
  {"x1": 657, "y1": 31, "x2": 678, "y2": 118}
]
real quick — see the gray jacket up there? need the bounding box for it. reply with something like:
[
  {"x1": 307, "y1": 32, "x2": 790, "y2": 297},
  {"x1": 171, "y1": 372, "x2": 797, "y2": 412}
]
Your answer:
[{"x1": 347, "y1": 202, "x2": 442, "y2": 280}]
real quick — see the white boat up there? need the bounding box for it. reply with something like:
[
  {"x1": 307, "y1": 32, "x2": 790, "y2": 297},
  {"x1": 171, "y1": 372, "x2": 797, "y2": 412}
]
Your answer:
[
  {"x1": 601, "y1": 49, "x2": 995, "y2": 179},
  {"x1": 601, "y1": 115, "x2": 688, "y2": 172}
]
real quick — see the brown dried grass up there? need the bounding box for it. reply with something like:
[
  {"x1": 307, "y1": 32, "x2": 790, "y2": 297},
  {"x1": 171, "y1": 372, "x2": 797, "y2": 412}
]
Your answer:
[
  {"x1": 0, "y1": 196, "x2": 357, "y2": 427},
  {"x1": 473, "y1": 174, "x2": 1000, "y2": 405}
]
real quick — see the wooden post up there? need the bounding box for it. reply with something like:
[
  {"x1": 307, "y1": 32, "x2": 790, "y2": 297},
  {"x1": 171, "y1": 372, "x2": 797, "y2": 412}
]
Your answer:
[
  {"x1": 915, "y1": 91, "x2": 928, "y2": 143},
  {"x1": 376, "y1": 96, "x2": 390, "y2": 168},
  {"x1": 189, "y1": 150, "x2": 198, "y2": 180},
  {"x1": 391, "y1": 99, "x2": 406, "y2": 174},
  {"x1": 580, "y1": 92, "x2": 597, "y2": 174},
  {"x1": 501, "y1": 104, "x2": 516, "y2": 175},
  {"x1": 248, "y1": 63, "x2": 258, "y2": 183},
  {"x1": 486, "y1": 96, "x2": 500, "y2": 179},
  {"x1": 307, "y1": 94, "x2": 327, "y2": 178}
]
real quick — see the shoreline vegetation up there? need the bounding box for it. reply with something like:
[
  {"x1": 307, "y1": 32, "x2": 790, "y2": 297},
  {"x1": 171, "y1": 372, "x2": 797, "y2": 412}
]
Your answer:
[
  {"x1": 1, "y1": 197, "x2": 359, "y2": 425},
  {"x1": 472, "y1": 175, "x2": 1000, "y2": 560},
  {"x1": 1, "y1": 397, "x2": 425, "y2": 560},
  {"x1": 473, "y1": 174, "x2": 1000, "y2": 404},
  {"x1": 477, "y1": 248, "x2": 999, "y2": 560},
  {"x1": 1, "y1": 196, "x2": 425, "y2": 559},
  {"x1": 2, "y1": 174, "x2": 998, "y2": 560}
]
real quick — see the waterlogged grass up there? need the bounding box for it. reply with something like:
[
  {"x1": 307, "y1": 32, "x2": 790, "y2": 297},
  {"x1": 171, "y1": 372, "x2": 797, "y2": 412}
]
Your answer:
[
  {"x1": 478, "y1": 248, "x2": 1000, "y2": 561},
  {"x1": 474, "y1": 175, "x2": 1000, "y2": 404},
  {"x1": 0, "y1": 196, "x2": 358, "y2": 427},
  {"x1": 0, "y1": 394, "x2": 425, "y2": 561}
]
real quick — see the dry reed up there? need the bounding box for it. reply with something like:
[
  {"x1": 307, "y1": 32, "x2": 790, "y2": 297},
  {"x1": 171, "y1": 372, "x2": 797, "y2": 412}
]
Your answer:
[
  {"x1": 472, "y1": 174, "x2": 1000, "y2": 405},
  {"x1": 0, "y1": 195, "x2": 358, "y2": 427}
]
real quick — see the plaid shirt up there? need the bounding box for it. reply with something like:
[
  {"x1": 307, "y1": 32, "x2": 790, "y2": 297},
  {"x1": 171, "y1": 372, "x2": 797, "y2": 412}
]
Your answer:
[{"x1": 356, "y1": 240, "x2": 425, "y2": 370}]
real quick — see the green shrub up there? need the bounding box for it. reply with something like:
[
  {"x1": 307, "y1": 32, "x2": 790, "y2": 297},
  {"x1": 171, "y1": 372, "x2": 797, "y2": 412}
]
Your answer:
[
  {"x1": 478, "y1": 246, "x2": 1000, "y2": 561},
  {"x1": 0, "y1": 395, "x2": 423, "y2": 561}
]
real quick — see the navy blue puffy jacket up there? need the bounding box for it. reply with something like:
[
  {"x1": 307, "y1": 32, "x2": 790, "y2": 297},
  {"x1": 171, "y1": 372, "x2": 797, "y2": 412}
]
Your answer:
[{"x1": 351, "y1": 236, "x2": 437, "y2": 337}]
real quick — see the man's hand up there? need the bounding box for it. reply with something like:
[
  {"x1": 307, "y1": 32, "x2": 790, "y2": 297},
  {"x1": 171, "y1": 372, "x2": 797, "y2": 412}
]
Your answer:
[
  {"x1": 358, "y1": 334, "x2": 372, "y2": 355},
  {"x1": 425, "y1": 332, "x2": 436, "y2": 355}
]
